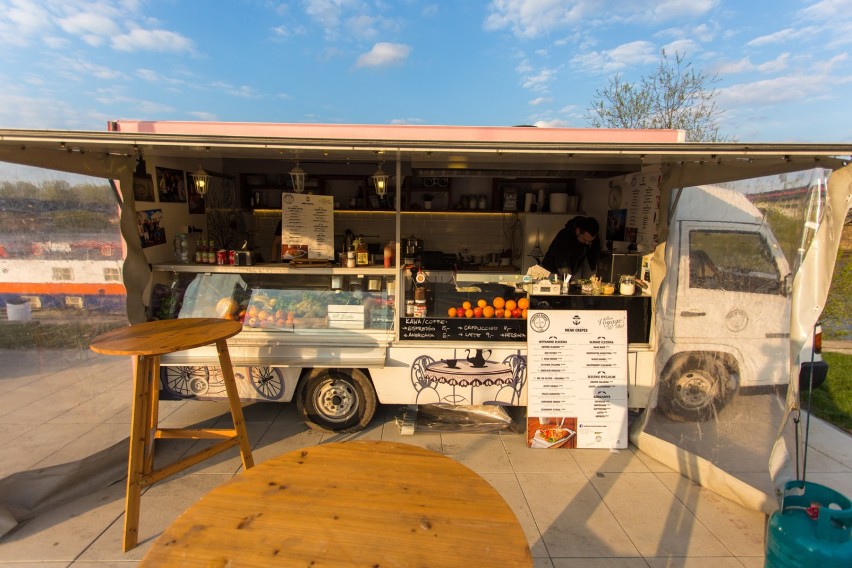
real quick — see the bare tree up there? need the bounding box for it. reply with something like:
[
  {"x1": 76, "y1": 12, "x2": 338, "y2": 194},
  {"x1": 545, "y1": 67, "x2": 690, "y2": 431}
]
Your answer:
[{"x1": 586, "y1": 50, "x2": 732, "y2": 142}]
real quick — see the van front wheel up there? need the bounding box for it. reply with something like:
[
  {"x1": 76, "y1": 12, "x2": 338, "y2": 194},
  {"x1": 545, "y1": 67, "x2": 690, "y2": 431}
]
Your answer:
[
  {"x1": 658, "y1": 356, "x2": 729, "y2": 422},
  {"x1": 296, "y1": 368, "x2": 377, "y2": 433}
]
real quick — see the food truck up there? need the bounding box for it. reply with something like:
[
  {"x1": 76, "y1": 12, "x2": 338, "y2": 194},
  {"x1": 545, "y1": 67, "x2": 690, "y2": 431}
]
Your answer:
[{"x1": 0, "y1": 122, "x2": 848, "y2": 436}]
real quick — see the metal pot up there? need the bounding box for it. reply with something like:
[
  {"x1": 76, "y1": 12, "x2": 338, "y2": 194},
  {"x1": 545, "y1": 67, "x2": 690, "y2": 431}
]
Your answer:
[{"x1": 403, "y1": 235, "x2": 424, "y2": 256}]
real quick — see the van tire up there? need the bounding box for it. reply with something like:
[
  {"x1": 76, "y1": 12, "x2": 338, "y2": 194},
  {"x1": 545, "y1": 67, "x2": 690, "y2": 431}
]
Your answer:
[
  {"x1": 658, "y1": 355, "x2": 729, "y2": 422},
  {"x1": 296, "y1": 368, "x2": 377, "y2": 433}
]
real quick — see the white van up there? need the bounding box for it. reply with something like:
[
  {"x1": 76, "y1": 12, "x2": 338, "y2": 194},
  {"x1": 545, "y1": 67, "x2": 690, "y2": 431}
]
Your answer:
[{"x1": 654, "y1": 184, "x2": 827, "y2": 421}]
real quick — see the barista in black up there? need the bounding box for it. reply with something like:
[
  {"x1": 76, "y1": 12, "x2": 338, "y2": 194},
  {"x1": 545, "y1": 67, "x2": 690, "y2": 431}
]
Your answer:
[{"x1": 540, "y1": 215, "x2": 601, "y2": 276}]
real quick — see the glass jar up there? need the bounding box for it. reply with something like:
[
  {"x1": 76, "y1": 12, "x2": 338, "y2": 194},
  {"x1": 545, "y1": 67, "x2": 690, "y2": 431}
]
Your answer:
[{"x1": 619, "y1": 275, "x2": 636, "y2": 295}]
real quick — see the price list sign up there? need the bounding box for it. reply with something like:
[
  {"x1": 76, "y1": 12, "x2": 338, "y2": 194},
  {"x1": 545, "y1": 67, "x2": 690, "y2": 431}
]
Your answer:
[
  {"x1": 526, "y1": 309, "x2": 628, "y2": 449},
  {"x1": 280, "y1": 192, "x2": 334, "y2": 260}
]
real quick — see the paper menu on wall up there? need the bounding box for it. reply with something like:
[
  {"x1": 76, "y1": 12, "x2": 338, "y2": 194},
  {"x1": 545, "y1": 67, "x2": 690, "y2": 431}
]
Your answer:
[{"x1": 280, "y1": 192, "x2": 334, "y2": 260}]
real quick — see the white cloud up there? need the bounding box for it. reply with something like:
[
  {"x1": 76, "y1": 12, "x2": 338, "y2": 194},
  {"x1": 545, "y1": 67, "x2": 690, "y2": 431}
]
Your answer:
[
  {"x1": 529, "y1": 96, "x2": 551, "y2": 105},
  {"x1": 58, "y1": 56, "x2": 121, "y2": 80},
  {"x1": 58, "y1": 12, "x2": 120, "y2": 38},
  {"x1": 662, "y1": 39, "x2": 698, "y2": 56},
  {"x1": 112, "y1": 28, "x2": 194, "y2": 52},
  {"x1": 533, "y1": 118, "x2": 570, "y2": 127},
  {"x1": 718, "y1": 75, "x2": 828, "y2": 107},
  {"x1": 521, "y1": 67, "x2": 559, "y2": 93},
  {"x1": 355, "y1": 42, "x2": 411, "y2": 68},
  {"x1": 210, "y1": 82, "x2": 261, "y2": 99},
  {"x1": 571, "y1": 40, "x2": 658, "y2": 74},
  {"x1": 800, "y1": 0, "x2": 852, "y2": 21},
  {"x1": 715, "y1": 53, "x2": 791, "y2": 75},
  {"x1": 0, "y1": 0, "x2": 49, "y2": 45},
  {"x1": 188, "y1": 111, "x2": 218, "y2": 121},
  {"x1": 747, "y1": 26, "x2": 819, "y2": 47},
  {"x1": 390, "y1": 117, "x2": 427, "y2": 125},
  {"x1": 484, "y1": 0, "x2": 717, "y2": 39}
]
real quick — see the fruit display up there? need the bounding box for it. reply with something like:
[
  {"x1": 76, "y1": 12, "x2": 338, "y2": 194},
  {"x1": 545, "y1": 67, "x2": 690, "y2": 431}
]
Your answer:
[
  {"x1": 446, "y1": 295, "x2": 529, "y2": 319},
  {"x1": 242, "y1": 290, "x2": 294, "y2": 330}
]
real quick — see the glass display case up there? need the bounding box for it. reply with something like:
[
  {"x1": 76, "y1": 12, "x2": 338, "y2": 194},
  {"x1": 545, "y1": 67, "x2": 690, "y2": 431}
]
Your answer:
[
  {"x1": 398, "y1": 269, "x2": 528, "y2": 342},
  {"x1": 149, "y1": 263, "x2": 396, "y2": 367}
]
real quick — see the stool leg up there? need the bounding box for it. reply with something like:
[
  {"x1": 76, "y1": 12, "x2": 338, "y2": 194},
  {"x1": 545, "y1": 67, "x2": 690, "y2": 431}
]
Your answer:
[
  {"x1": 123, "y1": 354, "x2": 152, "y2": 552},
  {"x1": 216, "y1": 340, "x2": 254, "y2": 470},
  {"x1": 143, "y1": 356, "x2": 161, "y2": 475}
]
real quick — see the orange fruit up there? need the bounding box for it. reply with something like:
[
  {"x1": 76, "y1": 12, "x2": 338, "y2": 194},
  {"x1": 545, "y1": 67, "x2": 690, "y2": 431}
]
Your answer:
[
  {"x1": 517, "y1": 297, "x2": 529, "y2": 309},
  {"x1": 462, "y1": 300, "x2": 472, "y2": 310},
  {"x1": 493, "y1": 297, "x2": 505, "y2": 309},
  {"x1": 473, "y1": 306, "x2": 483, "y2": 317},
  {"x1": 505, "y1": 299, "x2": 517, "y2": 311},
  {"x1": 522, "y1": 308, "x2": 528, "y2": 318},
  {"x1": 504, "y1": 309, "x2": 513, "y2": 318},
  {"x1": 448, "y1": 307, "x2": 457, "y2": 317},
  {"x1": 494, "y1": 308, "x2": 505, "y2": 318},
  {"x1": 477, "y1": 298, "x2": 487, "y2": 308},
  {"x1": 464, "y1": 308, "x2": 474, "y2": 318},
  {"x1": 483, "y1": 306, "x2": 495, "y2": 318}
]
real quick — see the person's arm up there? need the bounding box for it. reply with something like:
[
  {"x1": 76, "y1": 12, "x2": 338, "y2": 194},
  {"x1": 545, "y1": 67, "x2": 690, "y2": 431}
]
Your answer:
[
  {"x1": 541, "y1": 230, "x2": 567, "y2": 273},
  {"x1": 271, "y1": 221, "x2": 282, "y2": 262}
]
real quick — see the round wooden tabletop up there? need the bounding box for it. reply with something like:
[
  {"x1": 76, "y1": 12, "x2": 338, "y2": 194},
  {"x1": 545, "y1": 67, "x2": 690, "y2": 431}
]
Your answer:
[
  {"x1": 140, "y1": 440, "x2": 532, "y2": 567},
  {"x1": 90, "y1": 318, "x2": 242, "y2": 357}
]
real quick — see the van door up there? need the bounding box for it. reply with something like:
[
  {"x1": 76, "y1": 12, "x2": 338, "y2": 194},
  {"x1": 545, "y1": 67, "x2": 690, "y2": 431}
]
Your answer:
[{"x1": 673, "y1": 221, "x2": 790, "y2": 387}]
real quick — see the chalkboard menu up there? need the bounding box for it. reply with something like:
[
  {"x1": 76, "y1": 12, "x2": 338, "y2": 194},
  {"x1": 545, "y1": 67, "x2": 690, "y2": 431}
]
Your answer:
[{"x1": 399, "y1": 317, "x2": 526, "y2": 342}]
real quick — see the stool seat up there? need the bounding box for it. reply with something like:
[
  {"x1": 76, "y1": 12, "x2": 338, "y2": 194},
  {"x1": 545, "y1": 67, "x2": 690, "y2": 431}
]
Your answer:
[{"x1": 90, "y1": 317, "x2": 254, "y2": 552}]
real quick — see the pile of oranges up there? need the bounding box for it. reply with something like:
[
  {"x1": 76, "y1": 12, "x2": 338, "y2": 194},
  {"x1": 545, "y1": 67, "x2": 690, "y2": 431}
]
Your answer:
[{"x1": 447, "y1": 296, "x2": 529, "y2": 318}]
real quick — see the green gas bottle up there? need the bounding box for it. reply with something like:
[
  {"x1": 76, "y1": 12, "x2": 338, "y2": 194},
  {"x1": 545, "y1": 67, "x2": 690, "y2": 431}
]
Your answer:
[{"x1": 765, "y1": 481, "x2": 851, "y2": 567}]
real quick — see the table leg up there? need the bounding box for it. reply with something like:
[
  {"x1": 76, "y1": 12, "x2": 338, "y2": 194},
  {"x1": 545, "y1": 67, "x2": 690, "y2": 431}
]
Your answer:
[
  {"x1": 123, "y1": 354, "x2": 151, "y2": 552},
  {"x1": 216, "y1": 340, "x2": 254, "y2": 470}
]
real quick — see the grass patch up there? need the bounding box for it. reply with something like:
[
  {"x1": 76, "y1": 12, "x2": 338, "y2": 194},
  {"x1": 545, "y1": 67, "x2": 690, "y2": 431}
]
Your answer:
[{"x1": 801, "y1": 352, "x2": 852, "y2": 432}]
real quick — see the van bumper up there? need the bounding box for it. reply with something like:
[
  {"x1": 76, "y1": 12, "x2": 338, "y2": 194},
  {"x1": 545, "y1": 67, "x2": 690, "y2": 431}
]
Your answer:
[{"x1": 799, "y1": 361, "x2": 828, "y2": 391}]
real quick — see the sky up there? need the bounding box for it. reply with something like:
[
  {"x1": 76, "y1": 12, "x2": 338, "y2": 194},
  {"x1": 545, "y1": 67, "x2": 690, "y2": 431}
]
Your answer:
[{"x1": 1, "y1": 0, "x2": 851, "y2": 173}]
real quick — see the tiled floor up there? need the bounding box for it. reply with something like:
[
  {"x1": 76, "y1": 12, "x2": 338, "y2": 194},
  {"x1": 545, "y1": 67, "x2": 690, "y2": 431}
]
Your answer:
[{"x1": 0, "y1": 348, "x2": 849, "y2": 567}]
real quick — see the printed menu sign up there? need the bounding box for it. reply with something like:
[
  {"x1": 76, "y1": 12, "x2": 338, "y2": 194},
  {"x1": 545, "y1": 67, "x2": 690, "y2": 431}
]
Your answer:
[
  {"x1": 526, "y1": 309, "x2": 628, "y2": 449},
  {"x1": 624, "y1": 171, "x2": 660, "y2": 252},
  {"x1": 280, "y1": 192, "x2": 334, "y2": 260}
]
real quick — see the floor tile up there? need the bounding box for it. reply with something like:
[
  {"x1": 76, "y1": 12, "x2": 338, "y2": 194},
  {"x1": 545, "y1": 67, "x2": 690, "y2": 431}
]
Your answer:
[
  {"x1": 571, "y1": 447, "x2": 652, "y2": 475},
  {"x1": 551, "y1": 559, "x2": 649, "y2": 568},
  {"x1": 502, "y1": 431, "x2": 584, "y2": 474},
  {"x1": 644, "y1": 558, "x2": 745, "y2": 568},
  {"x1": 654, "y1": 472, "x2": 766, "y2": 557},
  {"x1": 518, "y1": 472, "x2": 640, "y2": 558},
  {"x1": 0, "y1": 422, "x2": 100, "y2": 479},
  {"x1": 439, "y1": 431, "x2": 515, "y2": 474},
  {"x1": 590, "y1": 472, "x2": 730, "y2": 558},
  {"x1": 481, "y1": 471, "x2": 548, "y2": 558}
]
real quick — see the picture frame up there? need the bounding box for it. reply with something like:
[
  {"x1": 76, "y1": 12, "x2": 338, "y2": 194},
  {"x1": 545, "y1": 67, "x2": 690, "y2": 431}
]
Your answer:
[
  {"x1": 132, "y1": 175, "x2": 155, "y2": 202},
  {"x1": 156, "y1": 167, "x2": 187, "y2": 203}
]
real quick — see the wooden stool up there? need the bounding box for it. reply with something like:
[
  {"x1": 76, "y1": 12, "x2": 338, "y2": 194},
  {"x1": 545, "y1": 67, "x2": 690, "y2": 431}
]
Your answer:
[{"x1": 90, "y1": 317, "x2": 254, "y2": 551}]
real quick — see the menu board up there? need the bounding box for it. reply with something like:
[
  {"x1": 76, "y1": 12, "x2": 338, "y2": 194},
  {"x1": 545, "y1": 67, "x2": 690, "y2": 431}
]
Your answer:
[
  {"x1": 399, "y1": 317, "x2": 526, "y2": 342},
  {"x1": 280, "y1": 193, "x2": 334, "y2": 260},
  {"x1": 526, "y1": 309, "x2": 628, "y2": 449},
  {"x1": 624, "y1": 171, "x2": 660, "y2": 252}
]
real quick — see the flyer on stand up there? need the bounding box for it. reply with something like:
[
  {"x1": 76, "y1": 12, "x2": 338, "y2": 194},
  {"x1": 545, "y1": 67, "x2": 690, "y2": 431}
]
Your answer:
[{"x1": 526, "y1": 309, "x2": 628, "y2": 449}]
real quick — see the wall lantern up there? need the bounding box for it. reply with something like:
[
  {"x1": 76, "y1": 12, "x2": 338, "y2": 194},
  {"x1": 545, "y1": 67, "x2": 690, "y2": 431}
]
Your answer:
[
  {"x1": 290, "y1": 160, "x2": 306, "y2": 193},
  {"x1": 191, "y1": 163, "x2": 211, "y2": 196},
  {"x1": 372, "y1": 162, "x2": 389, "y2": 196}
]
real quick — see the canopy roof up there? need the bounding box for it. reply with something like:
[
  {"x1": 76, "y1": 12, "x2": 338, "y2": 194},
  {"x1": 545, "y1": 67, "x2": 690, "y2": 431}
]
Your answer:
[{"x1": 0, "y1": 122, "x2": 850, "y2": 185}]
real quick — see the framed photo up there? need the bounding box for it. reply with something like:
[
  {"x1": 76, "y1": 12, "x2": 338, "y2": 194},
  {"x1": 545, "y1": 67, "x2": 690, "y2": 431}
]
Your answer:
[
  {"x1": 137, "y1": 209, "x2": 166, "y2": 249},
  {"x1": 188, "y1": 180, "x2": 205, "y2": 214},
  {"x1": 156, "y1": 167, "x2": 187, "y2": 203},
  {"x1": 133, "y1": 175, "x2": 155, "y2": 202}
]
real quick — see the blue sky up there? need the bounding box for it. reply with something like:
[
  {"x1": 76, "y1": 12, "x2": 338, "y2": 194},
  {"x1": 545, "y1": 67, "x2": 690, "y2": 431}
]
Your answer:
[{"x1": 1, "y1": 0, "x2": 851, "y2": 147}]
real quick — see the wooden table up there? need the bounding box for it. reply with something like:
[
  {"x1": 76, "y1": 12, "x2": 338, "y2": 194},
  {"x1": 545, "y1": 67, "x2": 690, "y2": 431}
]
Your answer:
[
  {"x1": 90, "y1": 317, "x2": 254, "y2": 552},
  {"x1": 140, "y1": 440, "x2": 532, "y2": 567}
]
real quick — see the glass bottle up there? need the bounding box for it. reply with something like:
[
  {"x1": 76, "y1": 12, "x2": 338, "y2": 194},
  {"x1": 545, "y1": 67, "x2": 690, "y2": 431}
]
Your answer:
[{"x1": 356, "y1": 238, "x2": 369, "y2": 266}]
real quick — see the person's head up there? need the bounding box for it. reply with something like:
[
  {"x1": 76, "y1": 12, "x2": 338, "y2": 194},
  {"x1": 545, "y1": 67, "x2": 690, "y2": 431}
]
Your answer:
[{"x1": 575, "y1": 216, "x2": 599, "y2": 245}]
